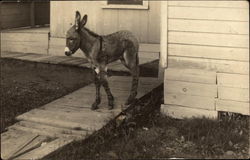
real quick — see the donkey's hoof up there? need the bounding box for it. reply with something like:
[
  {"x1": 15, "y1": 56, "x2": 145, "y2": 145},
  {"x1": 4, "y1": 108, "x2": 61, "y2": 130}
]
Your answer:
[
  {"x1": 108, "y1": 105, "x2": 114, "y2": 110},
  {"x1": 91, "y1": 103, "x2": 99, "y2": 110}
]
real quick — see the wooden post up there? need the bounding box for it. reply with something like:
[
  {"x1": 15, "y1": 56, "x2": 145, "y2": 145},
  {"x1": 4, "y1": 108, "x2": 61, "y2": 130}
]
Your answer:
[
  {"x1": 158, "y1": 1, "x2": 168, "y2": 80},
  {"x1": 30, "y1": 0, "x2": 35, "y2": 27}
]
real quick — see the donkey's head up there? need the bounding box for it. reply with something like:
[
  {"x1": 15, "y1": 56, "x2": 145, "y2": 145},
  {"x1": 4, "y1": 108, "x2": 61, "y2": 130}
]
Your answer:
[{"x1": 65, "y1": 11, "x2": 88, "y2": 56}]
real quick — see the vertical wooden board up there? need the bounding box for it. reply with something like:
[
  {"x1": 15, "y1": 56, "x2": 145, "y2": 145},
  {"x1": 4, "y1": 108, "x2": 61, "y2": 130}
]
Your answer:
[
  {"x1": 161, "y1": 104, "x2": 218, "y2": 119},
  {"x1": 165, "y1": 93, "x2": 215, "y2": 110},
  {"x1": 160, "y1": 1, "x2": 168, "y2": 70},
  {"x1": 168, "y1": 56, "x2": 249, "y2": 74},
  {"x1": 168, "y1": 19, "x2": 249, "y2": 35},
  {"x1": 218, "y1": 86, "x2": 249, "y2": 102},
  {"x1": 103, "y1": 10, "x2": 119, "y2": 34},
  {"x1": 169, "y1": 31, "x2": 249, "y2": 48},
  {"x1": 217, "y1": 73, "x2": 249, "y2": 88},
  {"x1": 168, "y1": 44, "x2": 249, "y2": 61},
  {"x1": 168, "y1": 1, "x2": 249, "y2": 8},
  {"x1": 164, "y1": 68, "x2": 216, "y2": 84},
  {"x1": 148, "y1": 1, "x2": 161, "y2": 43},
  {"x1": 165, "y1": 80, "x2": 217, "y2": 97},
  {"x1": 216, "y1": 99, "x2": 249, "y2": 115},
  {"x1": 168, "y1": 6, "x2": 249, "y2": 21},
  {"x1": 138, "y1": 10, "x2": 149, "y2": 43}
]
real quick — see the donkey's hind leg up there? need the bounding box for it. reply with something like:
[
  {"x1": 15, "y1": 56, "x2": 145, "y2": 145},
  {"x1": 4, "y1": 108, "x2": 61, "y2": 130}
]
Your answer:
[
  {"x1": 121, "y1": 51, "x2": 139, "y2": 105},
  {"x1": 99, "y1": 69, "x2": 114, "y2": 110}
]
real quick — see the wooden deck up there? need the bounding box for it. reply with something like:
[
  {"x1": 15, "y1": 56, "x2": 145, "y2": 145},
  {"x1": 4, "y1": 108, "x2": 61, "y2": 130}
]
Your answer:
[{"x1": 1, "y1": 52, "x2": 162, "y2": 159}]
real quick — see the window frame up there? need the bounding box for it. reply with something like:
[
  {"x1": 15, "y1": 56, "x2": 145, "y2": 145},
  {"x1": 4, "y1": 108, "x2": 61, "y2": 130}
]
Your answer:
[{"x1": 101, "y1": 0, "x2": 149, "y2": 10}]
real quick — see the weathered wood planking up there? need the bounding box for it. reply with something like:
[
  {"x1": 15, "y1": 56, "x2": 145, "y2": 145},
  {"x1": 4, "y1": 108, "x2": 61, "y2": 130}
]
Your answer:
[
  {"x1": 165, "y1": 80, "x2": 217, "y2": 97},
  {"x1": 165, "y1": 93, "x2": 215, "y2": 110},
  {"x1": 168, "y1": 1, "x2": 249, "y2": 8},
  {"x1": 1, "y1": 129, "x2": 39, "y2": 159},
  {"x1": 218, "y1": 86, "x2": 249, "y2": 102},
  {"x1": 169, "y1": 32, "x2": 249, "y2": 48},
  {"x1": 216, "y1": 99, "x2": 249, "y2": 115},
  {"x1": 169, "y1": 6, "x2": 249, "y2": 21},
  {"x1": 1, "y1": 32, "x2": 49, "y2": 54},
  {"x1": 168, "y1": 44, "x2": 249, "y2": 61},
  {"x1": 164, "y1": 68, "x2": 216, "y2": 84},
  {"x1": 217, "y1": 73, "x2": 249, "y2": 88},
  {"x1": 161, "y1": 104, "x2": 218, "y2": 119},
  {"x1": 169, "y1": 19, "x2": 249, "y2": 35},
  {"x1": 16, "y1": 137, "x2": 75, "y2": 160},
  {"x1": 168, "y1": 56, "x2": 249, "y2": 74}
]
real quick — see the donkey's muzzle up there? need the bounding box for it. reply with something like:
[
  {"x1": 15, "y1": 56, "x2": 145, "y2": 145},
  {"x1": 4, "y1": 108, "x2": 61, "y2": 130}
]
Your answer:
[{"x1": 65, "y1": 47, "x2": 72, "y2": 56}]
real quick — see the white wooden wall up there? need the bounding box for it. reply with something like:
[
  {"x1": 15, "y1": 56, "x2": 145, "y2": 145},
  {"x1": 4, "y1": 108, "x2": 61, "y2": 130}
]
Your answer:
[
  {"x1": 50, "y1": 1, "x2": 160, "y2": 43},
  {"x1": 161, "y1": 1, "x2": 249, "y2": 118}
]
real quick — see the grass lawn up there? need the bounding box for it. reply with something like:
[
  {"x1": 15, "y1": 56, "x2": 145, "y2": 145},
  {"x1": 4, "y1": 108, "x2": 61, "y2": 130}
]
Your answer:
[{"x1": 0, "y1": 58, "x2": 94, "y2": 133}]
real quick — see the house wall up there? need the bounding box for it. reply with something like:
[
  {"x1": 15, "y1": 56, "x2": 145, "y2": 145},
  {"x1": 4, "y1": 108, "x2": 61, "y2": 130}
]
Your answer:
[
  {"x1": 50, "y1": 1, "x2": 161, "y2": 43},
  {"x1": 161, "y1": 1, "x2": 249, "y2": 118}
]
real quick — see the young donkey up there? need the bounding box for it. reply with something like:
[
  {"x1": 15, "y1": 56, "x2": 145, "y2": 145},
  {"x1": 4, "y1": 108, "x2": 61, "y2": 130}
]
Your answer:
[{"x1": 65, "y1": 11, "x2": 139, "y2": 110}]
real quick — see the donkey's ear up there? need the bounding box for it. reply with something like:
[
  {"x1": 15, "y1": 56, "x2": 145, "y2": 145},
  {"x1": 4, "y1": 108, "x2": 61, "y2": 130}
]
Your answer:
[
  {"x1": 75, "y1": 11, "x2": 81, "y2": 31},
  {"x1": 81, "y1": 14, "x2": 88, "y2": 27}
]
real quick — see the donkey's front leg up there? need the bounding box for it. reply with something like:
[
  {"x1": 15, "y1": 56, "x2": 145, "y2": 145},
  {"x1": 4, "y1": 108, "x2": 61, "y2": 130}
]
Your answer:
[
  {"x1": 91, "y1": 70, "x2": 101, "y2": 110},
  {"x1": 99, "y1": 70, "x2": 114, "y2": 110}
]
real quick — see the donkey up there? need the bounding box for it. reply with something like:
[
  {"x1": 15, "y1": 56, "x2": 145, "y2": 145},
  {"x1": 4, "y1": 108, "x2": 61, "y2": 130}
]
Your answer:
[{"x1": 65, "y1": 11, "x2": 139, "y2": 110}]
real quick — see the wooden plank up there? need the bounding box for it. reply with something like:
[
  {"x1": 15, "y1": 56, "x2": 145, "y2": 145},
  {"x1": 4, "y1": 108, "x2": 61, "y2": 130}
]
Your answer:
[
  {"x1": 9, "y1": 135, "x2": 49, "y2": 160},
  {"x1": 103, "y1": 10, "x2": 119, "y2": 35},
  {"x1": 165, "y1": 93, "x2": 215, "y2": 110},
  {"x1": 161, "y1": 104, "x2": 218, "y2": 119},
  {"x1": 169, "y1": 31, "x2": 249, "y2": 48},
  {"x1": 9, "y1": 121, "x2": 86, "y2": 139},
  {"x1": 160, "y1": 0, "x2": 168, "y2": 70},
  {"x1": 165, "y1": 80, "x2": 217, "y2": 97},
  {"x1": 1, "y1": 129, "x2": 38, "y2": 160},
  {"x1": 218, "y1": 86, "x2": 249, "y2": 102},
  {"x1": 169, "y1": 19, "x2": 249, "y2": 35},
  {"x1": 216, "y1": 99, "x2": 249, "y2": 115},
  {"x1": 168, "y1": 44, "x2": 249, "y2": 61},
  {"x1": 16, "y1": 137, "x2": 75, "y2": 160},
  {"x1": 168, "y1": 1, "x2": 249, "y2": 9},
  {"x1": 164, "y1": 68, "x2": 216, "y2": 84},
  {"x1": 169, "y1": 6, "x2": 249, "y2": 21},
  {"x1": 217, "y1": 73, "x2": 249, "y2": 88},
  {"x1": 168, "y1": 56, "x2": 249, "y2": 74},
  {"x1": 139, "y1": 51, "x2": 159, "y2": 59}
]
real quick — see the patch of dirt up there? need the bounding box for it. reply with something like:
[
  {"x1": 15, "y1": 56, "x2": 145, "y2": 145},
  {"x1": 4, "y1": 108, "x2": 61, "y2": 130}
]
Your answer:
[{"x1": 0, "y1": 58, "x2": 94, "y2": 133}]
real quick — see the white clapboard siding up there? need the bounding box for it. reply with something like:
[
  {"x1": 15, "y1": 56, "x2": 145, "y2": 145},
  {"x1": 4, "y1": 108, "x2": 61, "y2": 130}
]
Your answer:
[
  {"x1": 216, "y1": 99, "x2": 249, "y2": 115},
  {"x1": 217, "y1": 73, "x2": 249, "y2": 88},
  {"x1": 168, "y1": 44, "x2": 249, "y2": 61},
  {"x1": 165, "y1": 93, "x2": 215, "y2": 110},
  {"x1": 168, "y1": 56, "x2": 249, "y2": 74},
  {"x1": 169, "y1": 6, "x2": 249, "y2": 21},
  {"x1": 165, "y1": 80, "x2": 217, "y2": 97},
  {"x1": 169, "y1": 19, "x2": 249, "y2": 35},
  {"x1": 218, "y1": 86, "x2": 249, "y2": 102},
  {"x1": 168, "y1": 1, "x2": 249, "y2": 9},
  {"x1": 164, "y1": 68, "x2": 216, "y2": 84},
  {"x1": 169, "y1": 32, "x2": 249, "y2": 48},
  {"x1": 161, "y1": 104, "x2": 218, "y2": 119}
]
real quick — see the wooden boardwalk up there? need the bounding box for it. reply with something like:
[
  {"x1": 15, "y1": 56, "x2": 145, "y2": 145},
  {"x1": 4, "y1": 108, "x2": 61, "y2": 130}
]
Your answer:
[{"x1": 1, "y1": 53, "x2": 162, "y2": 159}]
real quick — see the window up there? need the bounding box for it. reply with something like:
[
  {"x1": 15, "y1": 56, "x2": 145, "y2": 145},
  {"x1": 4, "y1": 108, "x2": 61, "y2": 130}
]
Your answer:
[
  {"x1": 102, "y1": 0, "x2": 148, "y2": 10},
  {"x1": 108, "y1": 0, "x2": 143, "y2": 5}
]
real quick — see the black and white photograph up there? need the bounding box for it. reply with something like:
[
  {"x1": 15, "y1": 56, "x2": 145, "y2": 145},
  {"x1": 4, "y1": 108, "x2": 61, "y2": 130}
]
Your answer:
[{"x1": 1, "y1": 0, "x2": 249, "y2": 159}]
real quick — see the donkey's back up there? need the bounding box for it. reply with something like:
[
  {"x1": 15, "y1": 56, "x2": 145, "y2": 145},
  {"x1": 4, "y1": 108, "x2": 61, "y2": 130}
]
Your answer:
[{"x1": 103, "y1": 30, "x2": 139, "y2": 62}]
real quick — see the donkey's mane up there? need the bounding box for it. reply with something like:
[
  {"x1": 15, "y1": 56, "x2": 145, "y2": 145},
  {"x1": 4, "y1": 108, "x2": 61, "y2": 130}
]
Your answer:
[{"x1": 83, "y1": 27, "x2": 100, "y2": 38}]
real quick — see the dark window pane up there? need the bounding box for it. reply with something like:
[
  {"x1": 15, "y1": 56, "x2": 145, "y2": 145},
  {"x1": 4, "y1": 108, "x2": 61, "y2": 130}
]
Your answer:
[{"x1": 108, "y1": 0, "x2": 143, "y2": 5}]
